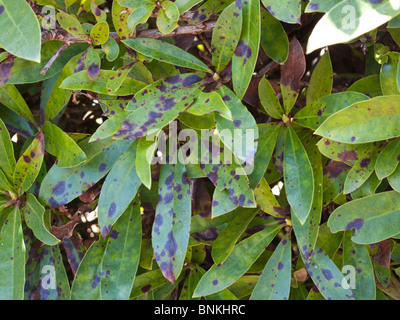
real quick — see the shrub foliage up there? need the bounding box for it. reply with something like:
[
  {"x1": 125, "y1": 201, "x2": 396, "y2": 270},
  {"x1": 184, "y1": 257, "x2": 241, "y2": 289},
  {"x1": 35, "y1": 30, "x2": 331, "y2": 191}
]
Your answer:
[{"x1": 0, "y1": 0, "x2": 400, "y2": 300}]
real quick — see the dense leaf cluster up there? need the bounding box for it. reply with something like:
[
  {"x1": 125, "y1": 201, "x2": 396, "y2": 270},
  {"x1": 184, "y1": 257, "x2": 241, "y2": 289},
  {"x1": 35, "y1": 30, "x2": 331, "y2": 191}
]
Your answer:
[{"x1": 0, "y1": 0, "x2": 400, "y2": 300}]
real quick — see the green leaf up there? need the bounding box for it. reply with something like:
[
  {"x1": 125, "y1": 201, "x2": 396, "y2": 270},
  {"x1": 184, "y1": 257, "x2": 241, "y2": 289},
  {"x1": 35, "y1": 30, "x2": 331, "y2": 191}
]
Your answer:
[
  {"x1": 307, "y1": 0, "x2": 400, "y2": 53},
  {"x1": 22, "y1": 193, "x2": 60, "y2": 245},
  {"x1": 57, "y1": 12, "x2": 87, "y2": 40},
  {"x1": 0, "y1": 206, "x2": 25, "y2": 299},
  {"x1": 70, "y1": 237, "x2": 107, "y2": 300},
  {"x1": 388, "y1": 164, "x2": 400, "y2": 192},
  {"x1": 98, "y1": 140, "x2": 142, "y2": 237},
  {"x1": 248, "y1": 123, "x2": 280, "y2": 188},
  {"x1": 0, "y1": 84, "x2": 36, "y2": 124},
  {"x1": 380, "y1": 52, "x2": 400, "y2": 95},
  {"x1": 327, "y1": 191, "x2": 400, "y2": 244},
  {"x1": 152, "y1": 150, "x2": 191, "y2": 283},
  {"x1": 0, "y1": 0, "x2": 41, "y2": 62},
  {"x1": 60, "y1": 70, "x2": 147, "y2": 96},
  {"x1": 114, "y1": 73, "x2": 206, "y2": 140},
  {"x1": 254, "y1": 177, "x2": 284, "y2": 218},
  {"x1": 294, "y1": 92, "x2": 369, "y2": 130},
  {"x1": 280, "y1": 38, "x2": 306, "y2": 114},
  {"x1": 292, "y1": 138, "x2": 323, "y2": 258},
  {"x1": 136, "y1": 131, "x2": 161, "y2": 189},
  {"x1": 250, "y1": 235, "x2": 292, "y2": 300},
  {"x1": 306, "y1": 50, "x2": 333, "y2": 105},
  {"x1": 123, "y1": 38, "x2": 211, "y2": 73},
  {"x1": 232, "y1": 0, "x2": 260, "y2": 99},
  {"x1": 127, "y1": 5, "x2": 155, "y2": 32},
  {"x1": 258, "y1": 77, "x2": 284, "y2": 119},
  {"x1": 260, "y1": 7, "x2": 289, "y2": 64},
  {"x1": 130, "y1": 268, "x2": 168, "y2": 298},
  {"x1": 90, "y1": 21, "x2": 110, "y2": 45},
  {"x1": 212, "y1": 208, "x2": 258, "y2": 265},
  {"x1": 175, "y1": 0, "x2": 203, "y2": 13},
  {"x1": 13, "y1": 132, "x2": 45, "y2": 195},
  {"x1": 39, "y1": 139, "x2": 132, "y2": 208},
  {"x1": 347, "y1": 74, "x2": 383, "y2": 97},
  {"x1": 211, "y1": 1, "x2": 242, "y2": 72},
  {"x1": 156, "y1": 8, "x2": 179, "y2": 34},
  {"x1": 343, "y1": 231, "x2": 376, "y2": 300},
  {"x1": 186, "y1": 91, "x2": 233, "y2": 120},
  {"x1": 43, "y1": 121, "x2": 87, "y2": 168},
  {"x1": 0, "y1": 118, "x2": 16, "y2": 180},
  {"x1": 100, "y1": 200, "x2": 142, "y2": 300},
  {"x1": 102, "y1": 37, "x2": 120, "y2": 62},
  {"x1": 193, "y1": 222, "x2": 281, "y2": 297},
  {"x1": 283, "y1": 127, "x2": 314, "y2": 224},
  {"x1": 162, "y1": 1, "x2": 180, "y2": 21},
  {"x1": 375, "y1": 138, "x2": 400, "y2": 180},
  {"x1": 301, "y1": 244, "x2": 354, "y2": 300},
  {"x1": 315, "y1": 95, "x2": 400, "y2": 144}
]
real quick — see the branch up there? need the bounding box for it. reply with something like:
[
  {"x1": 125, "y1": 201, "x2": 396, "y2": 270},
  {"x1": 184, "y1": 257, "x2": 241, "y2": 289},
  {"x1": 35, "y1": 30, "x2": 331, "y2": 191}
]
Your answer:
[{"x1": 41, "y1": 21, "x2": 216, "y2": 44}]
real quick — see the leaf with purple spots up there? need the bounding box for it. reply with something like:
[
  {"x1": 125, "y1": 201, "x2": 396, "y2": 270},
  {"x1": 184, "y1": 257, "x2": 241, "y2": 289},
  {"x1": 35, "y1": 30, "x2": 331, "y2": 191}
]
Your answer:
[
  {"x1": 250, "y1": 234, "x2": 291, "y2": 300},
  {"x1": 130, "y1": 268, "x2": 169, "y2": 298},
  {"x1": 21, "y1": 193, "x2": 60, "y2": 246},
  {"x1": 343, "y1": 148, "x2": 381, "y2": 194},
  {"x1": 305, "y1": 0, "x2": 338, "y2": 13},
  {"x1": 232, "y1": 0, "x2": 260, "y2": 100},
  {"x1": 350, "y1": 171, "x2": 381, "y2": 200},
  {"x1": 186, "y1": 91, "x2": 233, "y2": 120},
  {"x1": 0, "y1": 206, "x2": 25, "y2": 299},
  {"x1": 262, "y1": 0, "x2": 301, "y2": 24},
  {"x1": 211, "y1": 0, "x2": 242, "y2": 73},
  {"x1": 39, "y1": 245, "x2": 71, "y2": 300},
  {"x1": 294, "y1": 92, "x2": 370, "y2": 130},
  {"x1": 57, "y1": 12, "x2": 88, "y2": 40},
  {"x1": 0, "y1": 118, "x2": 16, "y2": 181},
  {"x1": 39, "y1": 139, "x2": 133, "y2": 208},
  {"x1": 375, "y1": 137, "x2": 400, "y2": 180},
  {"x1": 215, "y1": 85, "x2": 259, "y2": 167},
  {"x1": 85, "y1": 47, "x2": 101, "y2": 81},
  {"x1": 193, "y1": 222, "x2": 281, "y2": 297},
  {"x1": 328, "y1": 191, "x2": 400, "y2": 244},
  {"x1": 342, "y1": 231, "x2": 376, "y2": 300},
  {"x1": 62, "y1": 234, "x2": 87, "y2": 276},
  {"x1": 43, "y1": 121, "x2": 87, "y2": 168},
  {"x1": 100, "y1": 200, "x2": 142, "y2": 300},
  {"x1": 301, "y1": 244, "x2": 354, "y2": 300},
  {"x1": 90, "y1": 21, "x2": 109, "y2": 46},
  {"x1": 307, "y1": 0, "x2": 400, "y2": 54},
  {"x1": 13, "y1": 132, "x2": 45, "y2": 195},
  {"x1": 212, "y1": 208, "x2": 258, "y2": 265},
  {"x1": 0, "y1": 0, "x2": 41, "y2": 62},
  {"x1": 114, "y1": 73, "x2": 206, "y2": 140},
  {"x1": 98, "y1": 140, "x2": 142, "y2": 238},
  {"x1": 283, "y1": 127, "x2": 314, "y2": 224},
  {"x1": 123, "y1": 38, "x2": 211, "y2": 73},
  {"x1": 70, "y1": 237, "x2": 107, "y2": 300},
  {"x1": 90, "y1": 110, "x2": 129, "y2": 142},
  {"x1": 60, "y1": 69, "x2": 147, "y2": 96},
  {"x1": 189, "y1": 0, "x2": 235, "y2": 25},
  {"x1": 0, "y1": 57, "x2": 14, "y2": 87},
  {"x1": 91, "y1": 0, "x2": 107, "y2": 22},
  {"x1": 152, "y1": 149, "x2": 191, "y2": 283},
  {"x1": 211, "y1": 188, "x2": 238, "y2": 218},
  {"x1": 106, "y1": 64, "x2": 134, "y2": 92},
  {"x1": 111, "y1": 0, "x2": 133, "y2": 40},
  {"x1": 199, "y1": 137, "x2": 256, "y2": 209}
]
